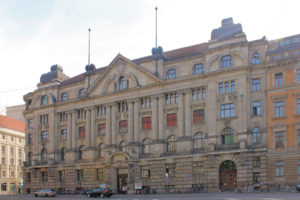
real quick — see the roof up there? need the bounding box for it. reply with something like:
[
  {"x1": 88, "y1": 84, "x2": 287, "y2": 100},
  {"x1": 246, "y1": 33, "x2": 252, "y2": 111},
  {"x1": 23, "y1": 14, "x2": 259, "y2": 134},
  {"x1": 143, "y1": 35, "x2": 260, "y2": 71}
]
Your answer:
[{"x1": 0, "y1": 114, "x2": 25, "y2": 133}]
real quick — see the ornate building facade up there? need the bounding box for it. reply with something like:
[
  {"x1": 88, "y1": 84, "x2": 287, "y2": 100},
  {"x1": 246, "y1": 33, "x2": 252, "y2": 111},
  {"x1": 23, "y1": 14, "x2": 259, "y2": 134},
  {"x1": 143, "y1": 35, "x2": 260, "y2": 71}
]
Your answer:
[{"x1": 23, "y1": 18, "x2": 299, "y2": 193}]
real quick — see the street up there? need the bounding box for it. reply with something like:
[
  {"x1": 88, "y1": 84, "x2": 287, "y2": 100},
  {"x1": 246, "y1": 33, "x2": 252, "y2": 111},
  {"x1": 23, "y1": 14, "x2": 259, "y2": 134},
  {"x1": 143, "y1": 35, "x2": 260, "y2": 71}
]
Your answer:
[{"x1": 0, "y1": 192, "x2": 300, "y2": 200}]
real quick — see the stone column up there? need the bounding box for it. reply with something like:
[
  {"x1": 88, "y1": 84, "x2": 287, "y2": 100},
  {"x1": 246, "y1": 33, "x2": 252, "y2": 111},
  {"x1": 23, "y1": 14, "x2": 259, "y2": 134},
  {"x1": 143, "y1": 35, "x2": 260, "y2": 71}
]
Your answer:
[
  {"x1": 49, "y1": 110, "x2": 55, "y2": 154},
  {"x1": 177, "y1": 90, "x2": 184, "y2": 138},
  {"x1": 33, "y1": 114, "x2": 39, "y2": 156},
  {"x1": 71, "y1": 110, "x2": 77, "y2": 149},
  {"x1": 184, "y1": 89, "x2": 192, "y2": 137},
  {"x1": 67, "y1": 112, "x2": 72, "y2": 149},
  {"x1": 128, "y1": 100, "x2": 134, "y2": 143},
  {"x1": 105, "y1": 104, "x2": 111, "y2": 145},
  {"x1": 158, "y1": 94, "x2": 165, "y2": 140},
  {"x1": 134, "y1": 98, "x2": 140, "y2": 142},
  {"x1": 207, "y1": 80, "x2": 217, "y2": 151},
  {"x1": 111, "y1": 103, "x2": 117, "y2": 145},
  {"x1": 85, "y1": 109, "x2": 91, "y2": 147},
  {"x1": 151, "y1": 96, "x2": 158, "y2": 140},
  {"x1": 91, "y1": 107, "x2": 96, "y2": 147}
]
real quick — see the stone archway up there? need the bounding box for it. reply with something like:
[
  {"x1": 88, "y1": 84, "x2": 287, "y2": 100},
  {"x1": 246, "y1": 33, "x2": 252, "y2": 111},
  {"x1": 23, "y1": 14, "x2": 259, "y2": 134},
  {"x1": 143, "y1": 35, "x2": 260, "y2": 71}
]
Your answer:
[{"x1": 219, "y1": 160, "x2": 237, "y2": 191}]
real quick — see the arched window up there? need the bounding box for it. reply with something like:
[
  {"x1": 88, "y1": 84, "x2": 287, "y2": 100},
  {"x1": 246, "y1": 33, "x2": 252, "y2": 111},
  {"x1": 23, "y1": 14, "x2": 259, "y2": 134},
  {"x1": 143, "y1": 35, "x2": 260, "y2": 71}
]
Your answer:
[
  {"x1": 41, "y1": 95, "x2": 48, "y2": 105},
  {"x1": 193, "y1": 63, "x2": 204, "y2": 74},
  {"x1": 78, "y1": 88, "x2": 85, "y2": 97},
  {"x1": 61, "y1": 93, "x2": 68, "y2": 101},
  {"x1": 119, "y1": 76, "x2": 127, "y2": 90},
  {"x1": 251, "y1": 52, "x2": 260, "y2": 65},
  {"x1": 220, "y1": 55, "x2": 232, "y2": 68},
  {"x1": 98, "y1": 143, "x2": 104, "y2": 158},
  {"x1": 253, "y1": 127, "x2": 261, "y2": 144},
  {"x1": 61, "y1": 147, "x2": 65, "y2": 161},
  {"x1": 142, "y1": 139, "x2": 151, "y2": 154},
  {"x1": 221, "y1": 127, "x2": 234, "y2": 144},
  {"x1": 194, "y1": 132, "x2": 205, "y2": 149},
  {"x1": 78, "y1": 145, "x2": 84, "y2": 160},
  {"x1": 166, "y1": 69, "x2": 176, "y2": 80},
  {"x1": 40, "y1": 148, "x2": 47, "y2": 161},
  {"x1": 167, "y1": 135, "x2": 175, "y2": 152},
  {"x1": 119, "y1": 141, "x2": 127, "y2": 152}
]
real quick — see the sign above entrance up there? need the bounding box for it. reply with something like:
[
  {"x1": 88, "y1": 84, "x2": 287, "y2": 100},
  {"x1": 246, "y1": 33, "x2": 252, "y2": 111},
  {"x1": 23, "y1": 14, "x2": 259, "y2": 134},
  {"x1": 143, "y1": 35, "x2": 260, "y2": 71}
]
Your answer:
[{"x1": 134, "y1": 183, "x2": 142, "y2": 189}]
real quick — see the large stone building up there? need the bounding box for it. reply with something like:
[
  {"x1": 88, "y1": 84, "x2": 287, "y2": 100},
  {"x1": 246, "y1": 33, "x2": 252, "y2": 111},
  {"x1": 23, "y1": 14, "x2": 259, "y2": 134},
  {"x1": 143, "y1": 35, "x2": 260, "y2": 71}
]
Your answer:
[
  {"x1": 6, "y1": 105, "x2": 25, "y2": 122},
  {"x1": 23, "y1": 18, "x2": 300, "y2": 193},
  {"x1": 0, "y1": 115, "x2": 25, "y2": 194}
]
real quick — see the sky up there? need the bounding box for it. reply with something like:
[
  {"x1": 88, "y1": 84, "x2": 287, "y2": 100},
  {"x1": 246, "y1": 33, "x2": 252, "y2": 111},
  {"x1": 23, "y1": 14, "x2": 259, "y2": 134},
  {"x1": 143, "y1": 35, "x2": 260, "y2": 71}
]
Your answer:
[{"x1": 0, "y1": 0, "x2": 299, "y2": 114}]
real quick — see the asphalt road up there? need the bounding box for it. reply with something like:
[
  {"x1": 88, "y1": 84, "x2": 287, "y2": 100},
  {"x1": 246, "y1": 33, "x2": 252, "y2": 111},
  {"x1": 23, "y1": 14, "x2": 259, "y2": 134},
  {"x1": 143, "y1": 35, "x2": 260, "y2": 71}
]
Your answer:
[{"x1": 0, "y1": 192, "x2": 300, "y2": 200}]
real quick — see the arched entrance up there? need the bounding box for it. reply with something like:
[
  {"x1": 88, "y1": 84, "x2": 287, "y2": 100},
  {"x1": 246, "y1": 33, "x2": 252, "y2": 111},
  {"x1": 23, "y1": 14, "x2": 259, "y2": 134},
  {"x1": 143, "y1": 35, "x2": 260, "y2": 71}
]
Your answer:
[
  {"x1": 219, "y1": 160, "x2": 237, "y2": 191},
  {"x1": 117, "y1": 168, "x2": 128, "y2": 194}
]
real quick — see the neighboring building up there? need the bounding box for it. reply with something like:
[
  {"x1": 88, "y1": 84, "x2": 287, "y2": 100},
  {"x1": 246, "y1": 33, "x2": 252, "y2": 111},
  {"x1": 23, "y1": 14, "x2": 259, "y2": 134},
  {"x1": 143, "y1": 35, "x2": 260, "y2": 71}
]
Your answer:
[
  {"x1": 267, "y1": 34, "x2": 300, "y2": 187},
  {"x1": 6, "y1": 105, "x2": 25, "y2": 122},
  {"x1": 0, "y1": 115, "x2": 25, "y2": 194},
  {"x1": 22, "y1": 17, "x2": 299, "y2": 194}
]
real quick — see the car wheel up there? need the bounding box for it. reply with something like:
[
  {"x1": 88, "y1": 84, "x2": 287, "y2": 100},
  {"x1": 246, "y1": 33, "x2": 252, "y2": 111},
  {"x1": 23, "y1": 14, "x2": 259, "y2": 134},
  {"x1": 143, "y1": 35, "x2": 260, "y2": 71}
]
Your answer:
[
  {"x1": 35, "y1": 194, "x2": 38, "y2": 197},
  {"x1": 45, "y1": 193, "x2": 49, "y2": 197}
]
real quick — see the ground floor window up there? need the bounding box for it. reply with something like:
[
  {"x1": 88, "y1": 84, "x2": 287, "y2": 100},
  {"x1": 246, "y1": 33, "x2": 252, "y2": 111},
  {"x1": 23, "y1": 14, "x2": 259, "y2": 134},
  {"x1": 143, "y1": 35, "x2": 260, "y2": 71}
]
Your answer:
[
  {"x1": 275, "y1": 161, "x2": 284, "y2": 176},
  {"x1": 77, "y1": 170, "x2": 84, "y2": 181},
  {"x1": 41, "y1": 171, "x2": 48, "y2": 182},
  {"x1": 141, "y1": 165, "x2": 150, "y2": 178},
  {"x1": 253, "y1": 172, "x2": 261, "y2": 184},
  {"x1": 1, "y1": 183, "x2": 6, "y2": 191},
  {"x1": 166, "y1": 164, "x2": 175, "y2": 177},
  {"x1": 59, "y1": 171, "x2": 65, "y2": 182},
  {"x1": 96, "y1": 169, "x2": 104, "y2": 181},
  {"x1": 193, "y1": 161, "x2": 204, "y2": 175}
]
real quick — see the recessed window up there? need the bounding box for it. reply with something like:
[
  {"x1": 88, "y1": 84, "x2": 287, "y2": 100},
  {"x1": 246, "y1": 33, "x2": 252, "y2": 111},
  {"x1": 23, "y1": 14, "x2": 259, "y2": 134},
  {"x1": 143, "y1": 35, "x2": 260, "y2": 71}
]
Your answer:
[
  {"x1": 142, "y1": 138, "x2": 151, "y2": 154},
  {"x1": 167, "y1": 135, "x2": 175, "y2": 152},
  {"x1": 275, "y1": 161, "x2": 284, "y2": 176},
  {"x1": 192, "y1": 63, "x2": 204, "y2": 74},
  {"x1": 60, "y1": 148, "x2": 65, "y2": 161},
  {"x1": 220, "y1": 55, "x2": 232, "y2": 68},
  {"x1": 298, "y1": 160, "x2": 300, "y2": 175},
  {"x1": 251, "y1": 52, "x2": 260, "y2": 64},
  {"x1": 119, "y1": 120, "x2": 128, "y2": 133},
  {"x1": 194, "y1": 133, "x2": 205, "y2": 149},
  {"x1": 219, "y1": 81, "x2": 235, "y2": 94},
  {"x1": 78, "y1": 88, "x2": 86, "y2": 97},
  {"x1": 60, "y1": 129, "x2": 67, "y2": 141},
  {"x1": 142, "y1": 117, "x2": 151, "y2": 130},
  {"x1": 77, "y1": 169, "x2": 83, "y2": 181},
  {"x1": 61, "y1": 93, "x2": 68, "y2": 101},
  {"x1": 77, "y1": 110, "x2": 86, "y2": 119},
  {"x1": 97, "y1": 105, "x2": 106, "y2": 116},
  {"x1": 141, "y1": 165, "x2": 150, "y2": 178},
  {"x1": 119, "y1": 141, "x2": 127, "y2": 152},
  {"x1": 166, "y1": 163, "x2": 175, "y2": 177},
  {"x1": 41, "y1": 95, "x2": 48, "y2": 105},
  {"x1": 118, "y1": 102, "x2": 128, "y2": 112},
  {"x1": 253, "y1": 101, "x2": 261, "y2": 116},
  {"x1": 274, "y1": 73, "x2": 283, "y2": 88},
  {"x1": 96, "y1": 169, "x2": 104, "y2": 181},
  {"x1": 220, "y1": 103, "x2": 234, "y2": 118},
  {"x1": 192, "y1": 88, "x2": 206, "y2": 101},
  {"x1": 40, "y1": 131, "x2": 48, "y2": 142},
  {"x1": 78, "y1": 126, "x2": 86, "y2": 138},
  {"x1": 165, "y1": 93, "x2": 178, "y2": 105},
  {"x1": 297, "y1": 129, "x2": 300, "y2": 146},
  {"x1": 193, "y1": 109, "x2": 205, "y2": 123},
  {"x1": 275, "y1": 132, "x2": 285, "y2": 148},
  {"x1": 252, "y1": 79, "x2": 261, "y2": 91},
  {"x1": 221, "y1": 127, "x2": 234, "y2": 145},
  {"x1": 41, "y1": 171, "x2": 48, "y2": 182},
  {"x1": 119, "y1": 76, "x2": 127, "y2": 90},
  {"x1": 97, "y1": 123, "x2": 106, "y2": 135},
  {"x1": 166, "y1": 69, "x2": 176, "y2": 80},
  {"x1": 40, "y1": 115, "x2": 48, "y2": 124},
  {"x1": 274, "y1": 101, "x2": 284, "y2": 117},
  {"x1": 297, "y1": 69, "x2": 300, "y2": 82},
  {"x1": 167, "y1": 113, "x2": 177, "y2": 127},
  {"x1": 252, "y1": 127, "x2": 261, "y2": 144},
  {"x1": 141, "y1": 97, "x2": 152, "y2": 109},
  {"x1": 78, "y1": 146, "x2": 84, "y2": 160}
]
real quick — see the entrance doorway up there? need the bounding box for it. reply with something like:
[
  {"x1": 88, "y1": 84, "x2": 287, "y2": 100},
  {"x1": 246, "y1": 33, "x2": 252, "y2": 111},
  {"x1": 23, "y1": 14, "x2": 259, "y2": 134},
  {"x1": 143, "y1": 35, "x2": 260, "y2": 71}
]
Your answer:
[
  {"x1": 219, "y1": 160, "x2": 237, "y2": 191},
  {"x1": 117, "y1": 174, "x2": 128, "y2": 194}
]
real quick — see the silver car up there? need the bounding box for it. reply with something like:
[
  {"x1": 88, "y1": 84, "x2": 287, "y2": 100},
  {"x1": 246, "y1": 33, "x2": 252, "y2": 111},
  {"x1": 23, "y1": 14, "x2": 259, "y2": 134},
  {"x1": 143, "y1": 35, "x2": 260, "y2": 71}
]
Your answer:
[{"x1": 34, "y1": 188, "x2": 56, "y2": 197}]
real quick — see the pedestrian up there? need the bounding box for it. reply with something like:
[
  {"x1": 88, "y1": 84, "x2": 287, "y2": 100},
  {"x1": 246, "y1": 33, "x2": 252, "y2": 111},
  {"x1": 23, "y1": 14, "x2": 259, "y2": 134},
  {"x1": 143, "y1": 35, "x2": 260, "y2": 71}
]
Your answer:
[{"x1": 18, "y1": 188, "x2": 20, "y2": 195}]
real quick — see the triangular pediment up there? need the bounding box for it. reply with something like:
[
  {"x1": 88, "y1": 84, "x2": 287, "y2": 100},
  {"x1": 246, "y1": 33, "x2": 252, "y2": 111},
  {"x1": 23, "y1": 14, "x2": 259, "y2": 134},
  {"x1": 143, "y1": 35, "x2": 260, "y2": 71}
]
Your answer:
[{"x1": 87, "y1": 54, "x2": 161, "y2": 96}]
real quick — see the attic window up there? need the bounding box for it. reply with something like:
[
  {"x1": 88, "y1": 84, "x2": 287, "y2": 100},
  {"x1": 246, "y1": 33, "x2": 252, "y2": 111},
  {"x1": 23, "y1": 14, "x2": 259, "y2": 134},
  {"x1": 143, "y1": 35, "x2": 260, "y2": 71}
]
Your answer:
[
  {"x1": 220, "y1": 55, "x2": 232, "y2": 69},
  {"x1": 166, "y1": 69, "x2": 176, "y2": 80},
  {"x1": 119, "y1": 76, "x2": 128, "y2": 90},
  {"x1": 61, "y1": 93, "x2": 68, "y2": 101},
  {"x1": 251, "y1": 52, "x2": 260, "y2": 65},
  {"x1": 41, "y1": 95, "x2": 48, "y2": 105},
  {"x1": 78, "y1": 88, "x2": 85, "y2": 97}
]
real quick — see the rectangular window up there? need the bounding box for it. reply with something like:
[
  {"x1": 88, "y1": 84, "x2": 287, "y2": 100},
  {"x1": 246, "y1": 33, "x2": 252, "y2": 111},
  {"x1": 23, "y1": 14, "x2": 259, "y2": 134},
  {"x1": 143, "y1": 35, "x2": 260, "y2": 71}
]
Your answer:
[
  {"x1": 77, "y1": 110, "x2": 86, "y2": 119},
  {"x1": 275, "y1": 101, "x2": 284, "y2": 117},
  {"x1": 253, "y1": 172, "x2": 261, "y2": 184},
  {"x1": 167, "y1": 113, "x2": 177, "y2": 127},
  {"x1": 219, "y1": 83, "x2": 223, "y2": 94},
  {"x1": 59, "y1": 113, "x2": 68, "y2": 122},
  {"x1": 1, "y1": 146, "x2": 5, "y2": 155},
  {"x1": 275, "y1": 161, "x2": 284, "y2": 176},
  {"x1": 253, "y1": 101, "x2": 261, "y2": 116},
  {"x1": 18, "y1": 159, "x2": 22, "y2": 166},
  {"x1": 231, "y1": 81, "x2": 235, "y2": 93},
  {"x1": 297, "y1": 69, "x2": 300, "y2": 82},
  {"x1": 2, "y1": 157, "x2": 5, "y2": 164},
  {"x1": 96, "y1": 169, "x2": 104, "y2": 181},
  {"x1": 97, "y1": 106, "x2": 106, "y2": 116},
  {"x1": 141, "y1": 97, "x2": 152, "y2": 108},
  {"x1": 59, "y1": 171, "x2": 65, "y2": 182},
  {"x1": 1, "y1": 183, "x2": 6, "y2": 191},
  {"x1": 27, "y1": 119, "x2": 33, "y2": 128},
  {"x1": 253, "y1": 156, "x2": 261, "y2": 168},
  {"x1": 78, "y1": 126, "x2": 86, "y2": 138},
  {"x1": 252, "y1": 79, "x2": 261, "y2": 91},
  {"x1": 142, "y1": 117, "x2": 151, "y2": 130},
  {"x1": 10, "y1": 158, "x2": 14, "y2": 165},
  {"x1": 297, "y1": 99, "x2": 300, "y2": 114},
  {"x1": 61, "y1": 129, "x2": 67, "y2": 140},
  {"x1": 202, "y1": 88, "x2": 206, "y2": 99},
  {"x1": 41, "y1": 171, "x2": 48, "y2": 182},
  {"x1": 275, "y1": 132, "x2": 285, "y2": 148},
  {"x1": 197, "y1": 89, "x2": 201, "y2": 100},
  {"x1": 193, "y1": 161, "x2": 204, "y2": 175},
  {"x1": 297, "y1": 129, "x2": 300, "y2": 146},
  {"x1": 166, "y1": 164, "x2": 175, "y2": 177},
  {"x1": 275, "y1": 73, "x2": 283, "y2": 88},
  {"x1": 76, "y1": 170, "x2": 83, "y2": 181},
  {"x1": 141, "y1": 165, "x2": 150, "y2": 178},
  {"x1": 40, "y1": 114, "x2": 48, "y2": 124},
  {"x1": 220, "y1": 103, "x2": 234, "y2": 118},
  {"x1": 97, "y1": 123, "x2": 106, "y2": 135},
  {"x1": 193, "y1": 109, "x2": 205, "y2": 123},
  {"x1": 40, "y1": 131, "x2": 48, "y2": 142},
  {"x1": 225, "y1": 82, "x2": 229, "y2": 93},
  {"x1": 28, "y1": 134, "x2": 32, "y2": 144},
  {"x1": 119, "y1": 120, "x2": 128, "y2": 133},
  {"x1": 192, "y1": 90, "x2": 196, "y2": 101},
  {"x1": 10, "y1": 147, "x2": 14, "y2": 156}
]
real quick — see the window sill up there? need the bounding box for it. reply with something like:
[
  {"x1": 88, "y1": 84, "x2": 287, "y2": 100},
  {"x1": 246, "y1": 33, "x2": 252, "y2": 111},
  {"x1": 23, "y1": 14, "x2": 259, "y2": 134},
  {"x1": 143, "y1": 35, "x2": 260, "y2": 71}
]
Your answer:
[
  {"x1": 251, "y1": 114, "x2": 263, "y2": 118},
  {"x1": 272, "y1": 116, "x2": 287, "y2": 120},
  {"x1": 217, "y1": 116, "x2": 238, "y2": 121}
]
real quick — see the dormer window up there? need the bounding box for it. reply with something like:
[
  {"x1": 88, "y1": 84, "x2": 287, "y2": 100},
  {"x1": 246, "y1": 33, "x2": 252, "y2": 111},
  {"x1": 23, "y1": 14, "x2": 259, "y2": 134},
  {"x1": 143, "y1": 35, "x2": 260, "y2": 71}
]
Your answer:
[
  {"x1": 61, "y1": 93, "x2": 68, "y2": 101},
  {"x1": 41, "y1": 95, "x2": 48, "y2": 105},
  {"x1": 251, "y1": 52, "x2": 260, "y2": 65},
  {"x1": 220, "y1": 55, "x2": 232, "y2": 69},
  {"x1": 78, "y1": 88, "x2": 85, "y2": 97},
  {"x1": 119, "y1": 76, "x2": 127, "y2": 90},
  {"x1": 166, "y1": 69, "x2": 176, "y2": 80},
  {"x1": 193, "y1": 63, "x2": 204, "y2": 74}
]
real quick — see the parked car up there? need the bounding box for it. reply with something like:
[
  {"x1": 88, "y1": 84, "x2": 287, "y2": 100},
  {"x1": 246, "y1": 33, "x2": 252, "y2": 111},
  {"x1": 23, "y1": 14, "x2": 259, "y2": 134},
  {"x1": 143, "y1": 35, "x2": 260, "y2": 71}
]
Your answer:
[
  {"x1": 296, "y1": 184, "x2": 300, "y2": 192},
  {"x1": 87, "y1": 187, "x2": 113, "y2": 198},
  {"x1": 34, "y1": 188, "x2": 56, "y2": 197}
]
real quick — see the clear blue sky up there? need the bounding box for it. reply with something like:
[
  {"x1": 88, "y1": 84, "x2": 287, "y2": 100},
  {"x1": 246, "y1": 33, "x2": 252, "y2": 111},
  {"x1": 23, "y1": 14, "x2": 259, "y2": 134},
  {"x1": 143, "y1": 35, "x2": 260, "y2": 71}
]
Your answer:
[{"x1": 0, "y1": 0, "x2": 299, "y2": 113}]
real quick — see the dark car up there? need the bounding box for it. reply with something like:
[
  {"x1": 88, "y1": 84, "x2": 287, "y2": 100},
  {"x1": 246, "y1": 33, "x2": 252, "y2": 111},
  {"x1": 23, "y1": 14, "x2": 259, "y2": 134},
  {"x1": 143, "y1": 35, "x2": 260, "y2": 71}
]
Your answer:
[
  {"x1": 87, "y1": 188, "x2": 113, "y2": 198},
  {"x1": 296, "y1": 184, "x2": 300, "y2": 192}
]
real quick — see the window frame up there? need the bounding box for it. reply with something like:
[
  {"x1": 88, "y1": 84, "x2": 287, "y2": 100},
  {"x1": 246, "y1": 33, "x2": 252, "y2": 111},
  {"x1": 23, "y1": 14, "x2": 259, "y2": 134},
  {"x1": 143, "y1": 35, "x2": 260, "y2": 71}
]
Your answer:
[
  {"x1": 119, "y1": 120, "x2": 128, "y2": 133},
  {"x1": 166, "y1": 113, "x2": 177, "y2": 127},
  {"x1": 275, "y1": 161, "x2": 284, "y2": 176},
  {"x1": 194, "y1": 133, "x2": 205, "y2": 149},
  {"x1": 40, "y1": 131, "x2": 48, "y2": 142},
  {"x1": 167, "y1": 135, "x2": 175, "y2": 152},
  {"x1": 192, "y1": 63, "x2": 204, "y2": 74},
  {"x1": 253, "y1": 101, "x2": 261, "y2": 116},
  {"x1": 119, "y1": 76, "x2": 127, "y2": 90},
  {"x1": 97, "y1": 123, "x2": 106, "y2": 136},
  {"x1": 274, "y1": 101, "x2": 284, "y2": 117},
  {"x1": 252, "y1": 79, "x2": 261, "y2": 91},
  {"x1": 251, "y1": 52, "x2": 260, "y2": 65},
  {"x1": 78, "y1": 88, "x2": 86, "y2": 97},
  {"x1": 142, "y1": 117, "x2": 151, "y2": 130},
  {"x1": 193, "y1": 109, "x2": 205, "y2": 123},
  {"x1": 220, "y1": 103, "x2": 234, "y2": 119},
  {"x1": 41, "y1": 95, "x2": 48, "y2": 105},
  {"x1": 220, "y1": 55, "x2": 232, "y2": 68},
  {"x1": 61, "y1": 93, "x2": 68, "y2": 101},
  {"x1": 142, "y1": 139, "x2": 151, "y2": 154},
  {"x1": 275, "y1": 131, "x2": 285, "y2": 148},
  {"x1": 78, "y1": 126, "x2": 86, "y2": 138},
  {"x1": 166, "y1": 69, "x2": 177, "y2": 80},
  {"x1": 221, "y1": 128, "x2": 234, "y2": 145},
  {"x1": 274, "y1": 73, "x2": 283, "y2": 88},
  {"x1": 252, "y1": 127, "x2": 261, "y2": 144}
]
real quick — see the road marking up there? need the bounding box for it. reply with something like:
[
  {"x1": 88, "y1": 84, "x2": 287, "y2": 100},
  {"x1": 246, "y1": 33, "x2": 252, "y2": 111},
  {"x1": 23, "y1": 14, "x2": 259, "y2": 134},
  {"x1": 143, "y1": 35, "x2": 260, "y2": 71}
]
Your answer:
[
  {"x1": 224, "y1": 198, "x2": 239, "y2": 200},
  {"x1": 262, "y1": 198, "x2": 285, "y2": 200}
]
